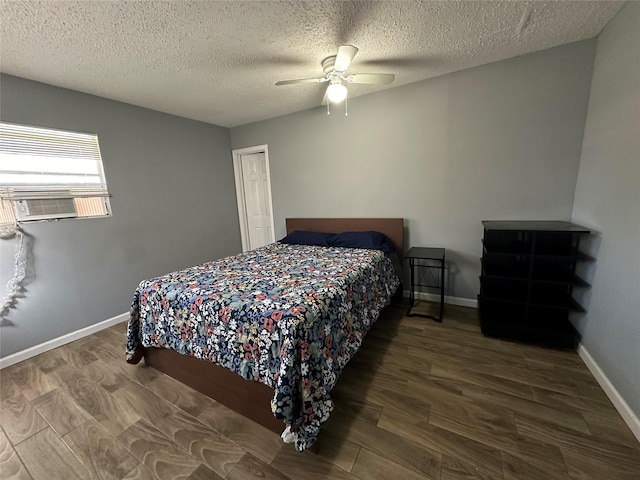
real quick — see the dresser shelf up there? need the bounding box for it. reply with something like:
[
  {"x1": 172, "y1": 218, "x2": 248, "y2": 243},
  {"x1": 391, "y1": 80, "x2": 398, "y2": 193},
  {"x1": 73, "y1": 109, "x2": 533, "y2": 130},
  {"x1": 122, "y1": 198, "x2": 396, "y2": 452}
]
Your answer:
[{"x1": 478, "y1": 221, "x2": 591, "y2": 347}]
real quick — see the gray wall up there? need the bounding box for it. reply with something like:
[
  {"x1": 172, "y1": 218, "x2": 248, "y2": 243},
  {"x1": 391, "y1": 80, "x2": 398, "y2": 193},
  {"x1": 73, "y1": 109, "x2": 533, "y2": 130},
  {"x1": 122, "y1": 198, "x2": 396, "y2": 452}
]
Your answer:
[
  {"x1": 230, "y1": 40, "x2": 596, "y2": 300},
  {"x1": 571, "y1": 3, "x2": 640, "y2": 417},
  {"x1": 0, "y1": 75, "x2": 241, "y2": 357}
]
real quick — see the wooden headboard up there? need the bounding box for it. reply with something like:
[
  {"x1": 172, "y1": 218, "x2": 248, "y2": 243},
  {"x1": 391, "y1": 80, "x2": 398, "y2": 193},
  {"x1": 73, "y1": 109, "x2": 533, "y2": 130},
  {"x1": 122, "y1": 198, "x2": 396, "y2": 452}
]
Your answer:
[{"x1": 285, "y1": 218, "x2": 404, "y2": 260}]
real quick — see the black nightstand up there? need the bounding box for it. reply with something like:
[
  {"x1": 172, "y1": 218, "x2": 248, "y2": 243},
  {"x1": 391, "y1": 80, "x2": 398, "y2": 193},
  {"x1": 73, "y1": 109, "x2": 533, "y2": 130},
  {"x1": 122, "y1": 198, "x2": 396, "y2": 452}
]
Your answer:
[{"x1": 406, "y1": 247, "x2": 445, "y2": 322}]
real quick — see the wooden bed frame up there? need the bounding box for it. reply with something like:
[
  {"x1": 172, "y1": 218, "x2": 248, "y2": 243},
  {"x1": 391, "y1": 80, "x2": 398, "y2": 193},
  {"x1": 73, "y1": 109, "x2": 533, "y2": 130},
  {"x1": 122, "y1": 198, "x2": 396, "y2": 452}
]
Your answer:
[{"x1": 143, "y1": 218, "x2": 404, "y2": 436}]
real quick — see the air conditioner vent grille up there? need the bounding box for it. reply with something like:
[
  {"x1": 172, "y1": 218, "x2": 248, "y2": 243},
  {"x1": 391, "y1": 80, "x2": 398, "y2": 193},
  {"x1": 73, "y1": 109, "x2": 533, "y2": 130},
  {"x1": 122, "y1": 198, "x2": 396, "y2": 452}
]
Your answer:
[{"x1": 15, "y1": 198, "x2": 78, "y2": 221}]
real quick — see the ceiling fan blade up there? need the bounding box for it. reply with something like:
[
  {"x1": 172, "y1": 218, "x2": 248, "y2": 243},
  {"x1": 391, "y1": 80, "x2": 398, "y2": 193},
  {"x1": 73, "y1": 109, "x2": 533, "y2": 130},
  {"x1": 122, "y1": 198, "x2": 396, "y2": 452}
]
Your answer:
[
  {"x1": 347, "y1": 73, "x2": 395, "y2": 85},
  {"x1": 334, "y1": 45, "x2": 358, "y2": 72},
  {"x1": 275, "y1": 77, "x2": 326, "y2": 86}
]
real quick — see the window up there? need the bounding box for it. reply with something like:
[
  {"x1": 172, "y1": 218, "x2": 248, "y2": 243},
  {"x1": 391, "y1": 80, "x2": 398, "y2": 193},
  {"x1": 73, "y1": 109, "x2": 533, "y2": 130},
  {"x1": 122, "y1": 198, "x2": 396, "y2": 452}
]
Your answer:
[{"x1": 0, "y1": 122, "x2": 111, "y2": 223}]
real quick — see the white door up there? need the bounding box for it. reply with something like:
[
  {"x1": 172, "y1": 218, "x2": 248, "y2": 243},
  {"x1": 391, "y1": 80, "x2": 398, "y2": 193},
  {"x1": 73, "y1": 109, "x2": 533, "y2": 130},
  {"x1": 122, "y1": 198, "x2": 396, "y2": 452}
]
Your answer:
[{"x1": 232, "y1": 146, "x2": 275, "y2": 251}]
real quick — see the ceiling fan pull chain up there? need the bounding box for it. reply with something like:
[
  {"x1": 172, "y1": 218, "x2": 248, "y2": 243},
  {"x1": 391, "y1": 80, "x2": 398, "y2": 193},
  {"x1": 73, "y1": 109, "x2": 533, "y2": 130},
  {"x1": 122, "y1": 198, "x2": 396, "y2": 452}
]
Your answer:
[
  {"x1": 345, "y1": 96, "x2": 348, "y2": 117},
  {"x1": 327, "y1": 102, "x2": 330, "y2": 115}
]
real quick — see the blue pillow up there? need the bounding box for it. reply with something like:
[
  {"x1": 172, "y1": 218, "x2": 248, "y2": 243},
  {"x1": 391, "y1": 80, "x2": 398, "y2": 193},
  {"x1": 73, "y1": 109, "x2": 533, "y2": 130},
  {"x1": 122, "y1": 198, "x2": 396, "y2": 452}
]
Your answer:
[
  {"x1": 328, "y1": 231, "x2": 395, "y2": 256},
  {"x1": 279, "y1": 230, "x2": 332, "y2": 247}
]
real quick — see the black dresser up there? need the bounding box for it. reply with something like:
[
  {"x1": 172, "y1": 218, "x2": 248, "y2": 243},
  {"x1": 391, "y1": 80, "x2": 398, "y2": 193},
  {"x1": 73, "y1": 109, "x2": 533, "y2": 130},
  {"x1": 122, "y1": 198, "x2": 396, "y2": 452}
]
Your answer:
[{"x1": 478, "y1": 221, "x2": 591, "y2": 347}]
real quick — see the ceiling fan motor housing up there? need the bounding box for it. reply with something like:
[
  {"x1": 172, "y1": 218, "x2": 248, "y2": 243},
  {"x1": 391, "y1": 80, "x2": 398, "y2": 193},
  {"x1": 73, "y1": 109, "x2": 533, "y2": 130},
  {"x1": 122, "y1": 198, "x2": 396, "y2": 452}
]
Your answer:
[{"x1": 322, "y1": 56, "x2": 339, "y2": 76}]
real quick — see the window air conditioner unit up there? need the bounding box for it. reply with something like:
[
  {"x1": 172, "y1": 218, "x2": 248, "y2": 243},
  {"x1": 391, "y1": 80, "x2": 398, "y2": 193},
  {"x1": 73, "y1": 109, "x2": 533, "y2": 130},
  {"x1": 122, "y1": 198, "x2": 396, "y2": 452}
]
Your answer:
[{"x1": 14, "y1": 198, "x2": 78, "y2": 222}]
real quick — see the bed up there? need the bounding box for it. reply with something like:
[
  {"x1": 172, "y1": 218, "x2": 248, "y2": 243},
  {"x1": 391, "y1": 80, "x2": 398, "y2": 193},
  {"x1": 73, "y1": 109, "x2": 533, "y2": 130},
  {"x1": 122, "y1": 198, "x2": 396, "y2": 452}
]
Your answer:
[{"x1": 125, "y1": 218, "x2": 403, "y2": 451}]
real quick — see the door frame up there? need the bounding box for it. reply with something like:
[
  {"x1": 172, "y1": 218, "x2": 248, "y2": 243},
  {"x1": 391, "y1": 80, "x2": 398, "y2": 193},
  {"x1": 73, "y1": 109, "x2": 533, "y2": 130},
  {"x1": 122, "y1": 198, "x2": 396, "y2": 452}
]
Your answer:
[{"x1": 232, "y1": 144, "x2": 276, "y2": 252}]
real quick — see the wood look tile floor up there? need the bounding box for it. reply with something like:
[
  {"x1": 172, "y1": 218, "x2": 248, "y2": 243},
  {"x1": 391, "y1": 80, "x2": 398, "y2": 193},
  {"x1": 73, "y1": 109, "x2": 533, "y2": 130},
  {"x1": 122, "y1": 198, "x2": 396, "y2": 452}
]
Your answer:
[{"x1": 1, "y1": 302, "x2": 639, "y2": 479}]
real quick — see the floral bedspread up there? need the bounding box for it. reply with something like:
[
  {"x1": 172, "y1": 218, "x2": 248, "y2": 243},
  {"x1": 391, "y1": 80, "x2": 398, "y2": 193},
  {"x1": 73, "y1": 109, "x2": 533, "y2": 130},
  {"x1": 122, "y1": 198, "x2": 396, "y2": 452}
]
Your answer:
[{"x1": 126, "y1": 242, "x2": 399, "y2": 451}]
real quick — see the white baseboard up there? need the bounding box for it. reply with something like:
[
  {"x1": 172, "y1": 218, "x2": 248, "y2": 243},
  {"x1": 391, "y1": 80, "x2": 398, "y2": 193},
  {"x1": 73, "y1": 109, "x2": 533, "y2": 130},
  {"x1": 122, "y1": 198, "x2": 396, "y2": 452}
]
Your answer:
[
  {"x1": 403, "y1": 290, "x2": 477, "y2": 308},
  {"x1": 0, "y1": 312, "x2": 129, "y2": 370},
  {"x1": 578, "y1": 344, "x2": 640, "y2": 443}
]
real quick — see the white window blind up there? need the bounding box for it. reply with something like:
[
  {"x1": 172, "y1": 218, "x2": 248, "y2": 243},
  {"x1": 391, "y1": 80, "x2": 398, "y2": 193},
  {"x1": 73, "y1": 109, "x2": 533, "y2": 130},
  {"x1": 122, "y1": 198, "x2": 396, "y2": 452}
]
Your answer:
[{"x1": 0, "y1": 122, "x2": 110, "y2": 201}]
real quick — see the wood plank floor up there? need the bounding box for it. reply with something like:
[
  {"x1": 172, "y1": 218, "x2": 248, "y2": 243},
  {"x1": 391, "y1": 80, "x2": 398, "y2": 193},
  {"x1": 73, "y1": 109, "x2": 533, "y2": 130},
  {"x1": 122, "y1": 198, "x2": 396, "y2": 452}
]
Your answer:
[{"x1": 1, "y1": 301, "x2": 638, "y2": 479}]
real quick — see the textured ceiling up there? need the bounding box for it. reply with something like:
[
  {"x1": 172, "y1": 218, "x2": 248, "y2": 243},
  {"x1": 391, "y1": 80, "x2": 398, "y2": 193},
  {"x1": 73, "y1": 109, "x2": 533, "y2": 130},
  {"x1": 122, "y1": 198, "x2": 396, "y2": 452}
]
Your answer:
[{"x1": 0, "y1": 1, "x2": 625, "y2": 128}]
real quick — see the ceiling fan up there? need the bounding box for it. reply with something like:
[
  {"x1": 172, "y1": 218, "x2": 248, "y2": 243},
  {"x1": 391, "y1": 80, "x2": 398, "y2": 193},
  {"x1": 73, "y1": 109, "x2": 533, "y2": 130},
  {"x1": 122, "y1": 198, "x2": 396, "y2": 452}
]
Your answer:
[{"x1": 275, "y1": 45, "x2": 395, "y2": 105}]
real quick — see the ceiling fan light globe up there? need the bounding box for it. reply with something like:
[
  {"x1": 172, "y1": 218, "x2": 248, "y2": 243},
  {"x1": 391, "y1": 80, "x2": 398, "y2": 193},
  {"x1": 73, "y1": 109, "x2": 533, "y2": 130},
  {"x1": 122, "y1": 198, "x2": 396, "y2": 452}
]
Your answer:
[{"x1": 327, "y1": 83, "x2": 347, "y2": 103}]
